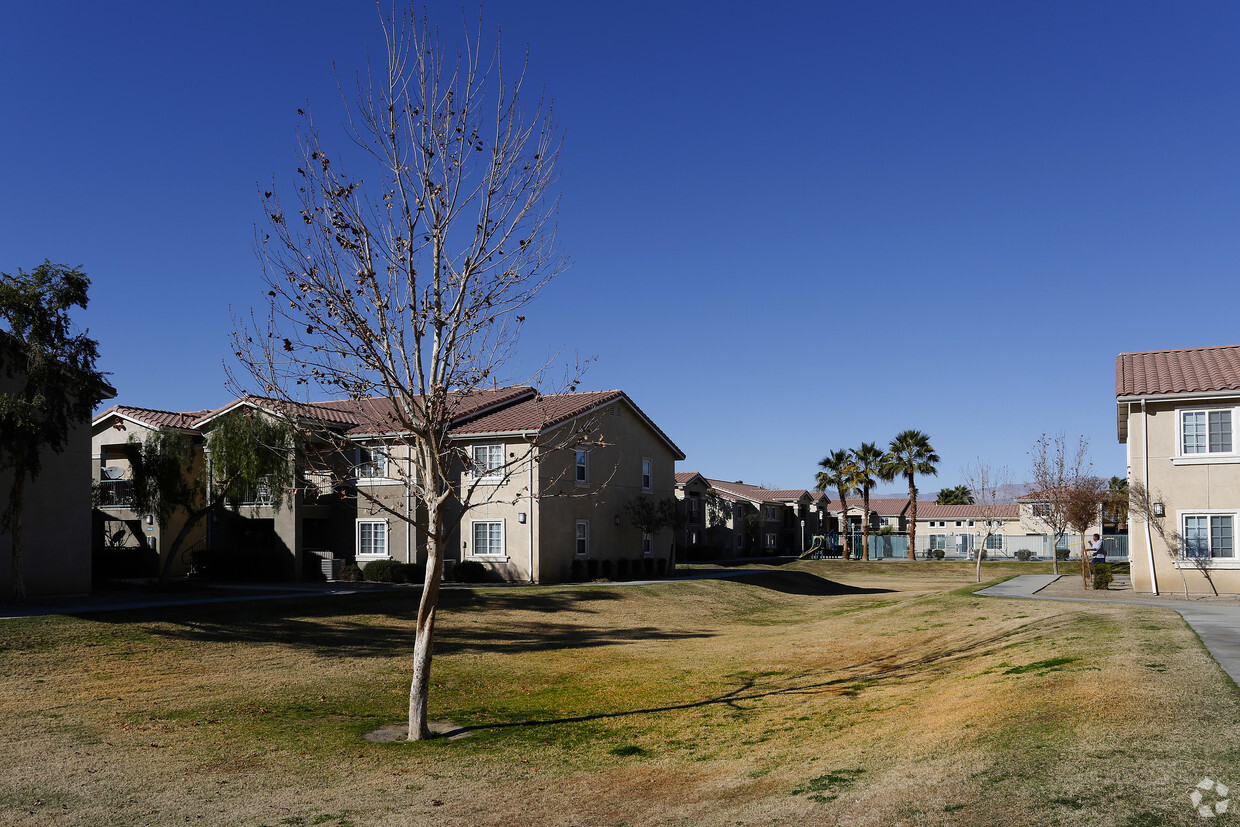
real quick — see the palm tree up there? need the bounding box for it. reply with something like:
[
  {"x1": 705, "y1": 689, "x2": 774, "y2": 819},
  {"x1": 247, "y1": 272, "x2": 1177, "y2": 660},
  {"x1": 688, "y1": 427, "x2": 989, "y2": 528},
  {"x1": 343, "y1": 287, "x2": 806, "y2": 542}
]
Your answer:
[
  {"x1": 936, "y1": 485, "x2": 974, "y2": 505},
  {"x1": 1105, "y1": 476, "x2": 1128, "y2": 530},
  {"x1": 816, "y1": 449, "x2": 860, "y2": 560},
  {"x1": 852, "y1": 442, "x2": 892, "y2": 561},
  {"x1": 882, "y1": 430, "x2": 940, "y2": 560}
]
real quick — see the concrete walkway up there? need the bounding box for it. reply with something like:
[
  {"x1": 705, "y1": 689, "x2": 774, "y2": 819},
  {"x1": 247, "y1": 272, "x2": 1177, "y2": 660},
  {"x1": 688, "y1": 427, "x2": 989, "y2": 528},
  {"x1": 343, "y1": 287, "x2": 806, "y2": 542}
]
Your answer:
[{"x1": 978, "y1": 574, "x2": 1240, "y2": 686}]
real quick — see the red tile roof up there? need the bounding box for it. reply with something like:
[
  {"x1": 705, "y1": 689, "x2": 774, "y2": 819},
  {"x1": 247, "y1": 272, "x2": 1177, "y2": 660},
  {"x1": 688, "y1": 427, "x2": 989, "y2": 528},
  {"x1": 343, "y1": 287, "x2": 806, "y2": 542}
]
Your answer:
[
  {"x1": 915, "y1": 503, "x2": 1020, "y2": 520},
  {"x1": 94, "y1": 405, "x2": 204, "y2": 430},
  {"x1": 1116, "y1": 344, "x2": 1240, "y2": 397},
  {"x1": 705, "y1": 479, "x2": 811, "y2": 504},
  {"x1": 451, "y1": 390, "x2": 685, "y2": 459}
]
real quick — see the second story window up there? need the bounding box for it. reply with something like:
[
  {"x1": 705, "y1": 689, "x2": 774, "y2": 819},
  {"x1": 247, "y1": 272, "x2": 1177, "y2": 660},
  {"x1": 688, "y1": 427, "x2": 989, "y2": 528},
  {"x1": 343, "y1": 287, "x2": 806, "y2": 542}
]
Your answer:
[
  {"x1": 471, "y1": 444, "x2": 504, "y2": 482},
  {"x1": 641, "y1": 458, "x2": 652, "y2": 491},
  {"x1": 575, "y1": 449, "x2": 589, "y2": 484},
  {"x1": 1182, "y1": 409, "x2": 1233, "y2": 455},
  {"x1": 357, "y1": 446, "x2": 388, "y2": 479}
]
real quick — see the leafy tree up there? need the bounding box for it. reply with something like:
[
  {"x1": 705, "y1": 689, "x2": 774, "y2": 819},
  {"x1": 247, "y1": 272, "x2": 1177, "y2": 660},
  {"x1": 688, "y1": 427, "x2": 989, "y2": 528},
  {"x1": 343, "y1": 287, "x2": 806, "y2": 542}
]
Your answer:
[
  {"x1": 231, "y1": 7, "x2": 567, "y2": 740},
  {"x1": 851, "y1": 442, "x2": 892, "y2": 561},
  {"x1": 625, "y1": 495, "x2": 680, "y2": 560},
  {"x1": 1064, "y1": 475, "x2": 1109, "y2": 589},
  {"x1": 882, "y1": 430, "x2": 939, "y2": 560},
  {"x1": 936, "y1": 485, "x2": 975, "y2": 505},
  {"x1": 127, "y1": 412, "x2": 296, "y2": 583},
  {"x1": 816, "y1": 449, "x2": 860, "y2": 559},
  {"x1": 0, "y1": 262, "x2": 108, "y2": 599},
  {"x1": 1104, "y1": 475, "x2": 1128, "y2": 529}
]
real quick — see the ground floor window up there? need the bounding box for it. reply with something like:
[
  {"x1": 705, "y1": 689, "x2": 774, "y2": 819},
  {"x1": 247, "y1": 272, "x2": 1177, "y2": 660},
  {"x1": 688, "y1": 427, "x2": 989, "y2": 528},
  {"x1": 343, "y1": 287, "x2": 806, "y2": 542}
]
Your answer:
[
  {"x1": 984, "y1": 534, "x2": 1004, "y2": 551},
  {"x1": 928, "y1": 535, "x2": 947, "y2": 550},
  {"x1": 357, "y1": 520, "x2": 388, "y2": 558},
  {"x1": 1184, "y1": 514, "x2": 1235, "y2": 558},
  {"x1": 643, "y1": 532, "x2": 653, "y2": 555},
  {"x1": 576, "y1": 520, "x2": 589, "y2": 557},
  {"x1": 471, "y1": 520, "x2": 505, "y2": 558},
  {"x1": 765, "y1": 532, "x2": 777, "y2": 549}
]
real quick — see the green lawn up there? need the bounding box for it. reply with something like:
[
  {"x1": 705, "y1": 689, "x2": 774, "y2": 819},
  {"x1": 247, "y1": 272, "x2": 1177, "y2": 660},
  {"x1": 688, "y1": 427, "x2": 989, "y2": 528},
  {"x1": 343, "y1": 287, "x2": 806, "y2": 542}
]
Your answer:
[{"x1": 0, "y1": 561, "x2": 1234, "y2": 825}]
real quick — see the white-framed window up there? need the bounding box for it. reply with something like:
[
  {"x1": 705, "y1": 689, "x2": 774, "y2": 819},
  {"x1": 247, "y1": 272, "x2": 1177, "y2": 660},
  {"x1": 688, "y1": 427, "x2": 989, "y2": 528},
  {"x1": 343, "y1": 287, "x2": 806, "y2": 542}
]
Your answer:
[
  {"x1": 955, "y1": 521, "x2": 963, "y2": 527},
  {"x1": 575, "y1": 449, "x2": 589, "y2": 484},
  {"x1": 642, "y1": 532, "x2": 653, "y2": 556},
  {"x1": 765, "y1": 505, "x2": 777, "y2": 520},
  {"x1": 641, "y1": 458, "x2": 652, "y2": 491},
  {"x1": 356, "y1": 446, "x2": 388, "y2": 480},
  {"x1": 1031, "y1": 503, "x2": 1052, "y2": 518},
  {"x1": 967, "y1": 520, "x2": 975, "y2": 527},
  {"x1": 765, "y1": 532, "x2": 777, "y2": 549},
  {"x1": 471, "y1": 443, "x2": 504, "y2": 482},
  {"x1": 1175, "y1": 406, "x2": 1240, "y2": 464},
  {"x1": 470, "y1": 520, "x2": 505, "y2": 558},
  {"x1": 575, "y1": 520, "x2": 589, "y2": 557},
  {"x1": 357, "y1": 519, "x2": 388, "y2": 558},
  {"x1": 928, "y1": 535, "x2": 947, "y2": 551},
  {"x1": 1183, "y1": 513, "x2": 1235, "y2": 559},
  {"x1": 984, "y1": 533, "x2": 1004, "y2": 551}
]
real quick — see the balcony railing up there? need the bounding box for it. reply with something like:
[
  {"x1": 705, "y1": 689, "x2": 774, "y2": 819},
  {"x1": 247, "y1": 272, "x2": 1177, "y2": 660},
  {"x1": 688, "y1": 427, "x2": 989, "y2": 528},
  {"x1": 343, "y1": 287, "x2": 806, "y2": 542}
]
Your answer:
[{"x1": 97, "y1": 479, "x2": 135, "y2": 508}]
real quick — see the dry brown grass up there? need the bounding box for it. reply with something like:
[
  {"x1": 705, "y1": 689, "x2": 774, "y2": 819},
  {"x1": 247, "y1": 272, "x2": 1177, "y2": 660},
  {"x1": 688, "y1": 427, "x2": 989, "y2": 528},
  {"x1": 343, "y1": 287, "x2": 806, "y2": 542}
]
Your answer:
[{"x1": 1, "y1": 561, "x2": 1236, "y2": 826}]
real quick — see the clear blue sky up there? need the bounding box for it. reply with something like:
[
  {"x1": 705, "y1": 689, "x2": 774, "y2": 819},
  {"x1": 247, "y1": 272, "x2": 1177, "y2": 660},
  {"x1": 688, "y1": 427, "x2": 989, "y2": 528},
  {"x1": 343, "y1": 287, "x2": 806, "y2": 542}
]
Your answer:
[{"x1": 3, "y1": 1, "x2": 1238, "y2": 494}]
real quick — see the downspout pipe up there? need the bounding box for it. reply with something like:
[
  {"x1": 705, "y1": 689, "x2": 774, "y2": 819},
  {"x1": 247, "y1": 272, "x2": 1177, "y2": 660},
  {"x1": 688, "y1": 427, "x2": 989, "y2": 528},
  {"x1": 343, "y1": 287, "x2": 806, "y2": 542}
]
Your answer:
[{"x1": 1142, "y1": 399, "x2": 1159, "y2": 595}]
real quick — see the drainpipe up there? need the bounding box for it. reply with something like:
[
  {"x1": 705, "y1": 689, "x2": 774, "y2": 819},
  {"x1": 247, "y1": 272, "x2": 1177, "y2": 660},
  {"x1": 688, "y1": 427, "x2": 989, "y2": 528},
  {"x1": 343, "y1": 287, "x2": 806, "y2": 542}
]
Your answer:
[
  {"x1": 1142, "y1": 399, "x2": 1159, "y2": 595},
  {"x1": 405, "y1": 453, "x2": 412, "y2": 565},
  {"x1": 526, "y1": 432, "x2": 536, "y2": 584}
]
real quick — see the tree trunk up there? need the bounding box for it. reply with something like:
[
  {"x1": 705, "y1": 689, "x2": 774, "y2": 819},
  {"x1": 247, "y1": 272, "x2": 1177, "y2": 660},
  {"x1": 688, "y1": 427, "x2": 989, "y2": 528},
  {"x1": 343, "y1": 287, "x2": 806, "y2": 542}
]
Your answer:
[
  {"x1": 907, "y1": 478, "x2": 917, "y2": 560},
  {"x1": 837, "y1": 489, "x2": 850, "y2": 559},
  {"x1": 8, "y1": 465, "x2": 26, "y2": 601},
  {"x1": 158, "y1": 505, "x2": 209, "y2": 584},
  {"x1": 862, "y1": 490, "x2": 871, "y2": 561},
  {"x1": 408, "y1": 504, "x2": 444, "y2": 741}
]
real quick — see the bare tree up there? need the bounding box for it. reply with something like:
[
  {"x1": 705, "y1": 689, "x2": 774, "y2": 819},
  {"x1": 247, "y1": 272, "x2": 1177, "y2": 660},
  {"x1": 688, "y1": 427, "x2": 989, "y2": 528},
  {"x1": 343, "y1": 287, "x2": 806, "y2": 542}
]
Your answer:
[
  {"x1": 1028, "y1": 433, "x2": 1093, "y2": 575},
  {"x1": 231, "y1": 7, "x2": 567, "y2": 740},
  {"x1": 1129, "y1": 479, "x2": 1217, "y2": 597},
  {"x1": 1063, "y1": 476, "x2": 1108, "y2": 589},
  {"x1": 962, "y1": 460, "x2": 1012, "y2": 583}
]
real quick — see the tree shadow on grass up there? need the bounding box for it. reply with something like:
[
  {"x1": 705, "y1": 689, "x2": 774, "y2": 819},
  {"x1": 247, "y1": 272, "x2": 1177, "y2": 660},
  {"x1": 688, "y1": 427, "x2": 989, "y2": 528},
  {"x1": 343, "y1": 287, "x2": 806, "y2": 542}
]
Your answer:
[
  {"x1": 448, "y1": 613, "x2": 1084, "y2": 736},
  {"x1": 725, "y1": 571, "x2": 895, "y2": 596},
  {"x1": 81, "y1": 588, "x2": 712, "y2": 659}
]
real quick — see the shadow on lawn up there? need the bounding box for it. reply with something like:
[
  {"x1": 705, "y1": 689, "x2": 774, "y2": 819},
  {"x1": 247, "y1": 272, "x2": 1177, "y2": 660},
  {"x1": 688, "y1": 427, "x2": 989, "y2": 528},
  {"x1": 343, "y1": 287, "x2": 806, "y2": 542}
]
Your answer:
[
  {"x1": 450, "y1": 613, "x2": 1082, "y2": 736},
  {"x1": 83, "y1": 588, "x2": 711, "y2": 658},
  {"x1": 725, "y1": 571, "x2": 894, "y2": 596}
]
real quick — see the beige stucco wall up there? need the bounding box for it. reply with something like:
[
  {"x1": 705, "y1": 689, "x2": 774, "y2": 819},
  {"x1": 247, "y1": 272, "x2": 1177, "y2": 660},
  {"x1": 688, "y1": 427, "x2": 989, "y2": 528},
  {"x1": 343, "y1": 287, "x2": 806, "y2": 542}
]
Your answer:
[
  {"x1": 452, "y1": 401, "x2": 679, "y2": 583},
  {"x1": 1124, "y1": 396, "x2": 1240, "y2": 594}
]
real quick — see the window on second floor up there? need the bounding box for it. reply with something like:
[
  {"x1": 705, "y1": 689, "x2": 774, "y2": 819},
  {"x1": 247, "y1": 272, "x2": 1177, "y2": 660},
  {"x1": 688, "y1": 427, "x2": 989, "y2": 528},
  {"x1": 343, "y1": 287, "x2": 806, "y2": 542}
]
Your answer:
[
  {"x1": 575, "y1": 449, "x2": 589, "y2": 484},
  {"x1": 356, "y1": 446, "x2": 388, "y2": 479},
  {"x1": 1181, "y1": 409, "x2": 1234, "y2": 456},
  {"x1": 471, "y1": 444, "x2": 504, "y2": 482},
  {"x1": 641, "y1": 458, "x2": 652, "y2": 491}
]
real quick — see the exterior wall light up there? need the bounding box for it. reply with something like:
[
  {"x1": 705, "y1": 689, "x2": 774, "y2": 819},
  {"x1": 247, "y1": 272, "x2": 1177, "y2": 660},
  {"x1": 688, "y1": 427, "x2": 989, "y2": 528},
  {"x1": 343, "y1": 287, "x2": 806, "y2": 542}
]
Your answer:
[
  {"x1": 518, "y1": 513, "x2": 526, "y2": 524},
  {"x1": 1153, "y1": 502, "x2": 1165, "y2": 517}
]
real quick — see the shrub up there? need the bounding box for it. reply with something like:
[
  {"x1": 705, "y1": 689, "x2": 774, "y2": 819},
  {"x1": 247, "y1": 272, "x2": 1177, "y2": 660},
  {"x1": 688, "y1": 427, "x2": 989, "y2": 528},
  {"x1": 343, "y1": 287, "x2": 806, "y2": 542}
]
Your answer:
[
  {"x1": 600, "y1": 559, "x2": 614, "y2": 579},
  {"x1": 453, "y1": 559, "x2": 488, "y2": 583},
  {"x1": 643, "y1": 557, "x2": 655, "y2": 576},
  {"x1": 363, "y1": 559, "x2": 406, "y2": 582},
  {"x1": 1015, "y1": 550, "x2": 1033, "y2": 562},
  {"x1": 337, "y1": 563, "x2": 364, "y2": 582},
  {"x1": 400, "y1": 562, "x2": 426, "y2": 584},
  {"x1": 1092, "y1": 563, "x2": 1113, "y2": 590},
  {"x1": 586, "y1": 559, "x2": 599, "y2": 580},
  {"x1": 931, "y1": 549, "x2": 945, "y2": 560},
  {"x1": 570, "y1": 559, "x2": 584, "y2": 581},
  {"x1": 616, "y1": 558, "x2": 630, "y2": 580},
  {"x1": 656, "y1": 558, "x2": 667, "y2": 576},
  {"x1": 1055, "y1": 549, "x2": 1070, "y2": 562}
]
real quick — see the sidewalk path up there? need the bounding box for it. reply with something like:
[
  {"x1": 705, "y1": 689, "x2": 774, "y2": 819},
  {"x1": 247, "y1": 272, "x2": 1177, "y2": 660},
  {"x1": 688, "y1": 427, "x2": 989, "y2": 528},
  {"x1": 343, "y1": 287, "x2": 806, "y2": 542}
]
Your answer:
[{"x1": 978, "y1": 574, "x2": 1240, "y2": 686}]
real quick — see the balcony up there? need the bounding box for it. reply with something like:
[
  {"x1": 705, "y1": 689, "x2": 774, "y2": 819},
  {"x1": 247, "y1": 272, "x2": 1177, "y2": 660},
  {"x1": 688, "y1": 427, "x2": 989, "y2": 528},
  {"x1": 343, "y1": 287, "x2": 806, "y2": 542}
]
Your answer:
[{"x1": 97, "y1": 479, "x2": 135, "y2": 509}]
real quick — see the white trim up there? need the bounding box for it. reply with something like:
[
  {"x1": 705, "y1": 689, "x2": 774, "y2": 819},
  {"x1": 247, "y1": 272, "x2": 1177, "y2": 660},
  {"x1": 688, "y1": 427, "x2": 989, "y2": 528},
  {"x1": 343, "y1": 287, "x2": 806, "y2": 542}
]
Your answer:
[
  {"x1": 356, "y1": 518, "x2": 390, "y2": 559},
  {"x1": 469, "y1": 519, "x2": 507, "y2": 560},
  {"x1": 1175, "y1": 403, "x2": 1238, "y2": 461},
  {"x1": 1178, "y1": 508, "x2": 1238, "y2": 563},
  {"x1": 470, "y1": 442, "x2": 506, "y2": 484},
  {"x1": 575, "y1": 519, "x2": 590, "y2": 558}
]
